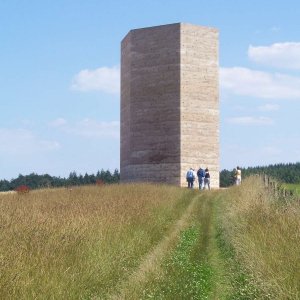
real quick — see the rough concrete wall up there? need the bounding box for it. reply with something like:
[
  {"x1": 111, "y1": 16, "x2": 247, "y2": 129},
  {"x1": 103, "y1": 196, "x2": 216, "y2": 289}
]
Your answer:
[
  {"x1": 120, "y1": 33, "x2": 131, "y2": 179},
  {"x1": 180, "y1": 23, "x2": 219, "y2": 188},
  {"x1": 121, "y1": 23, "x2": 219, "y2": 188},
  {"x1": 121, "y1": 24, "x2": 181, "y2": 185}
]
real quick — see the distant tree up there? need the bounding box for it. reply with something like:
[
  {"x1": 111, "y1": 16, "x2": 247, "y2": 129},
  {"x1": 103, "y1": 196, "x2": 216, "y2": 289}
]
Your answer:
[
  {"x1": 89, "y1": 174, "x2": 96, "y2": 184},
  {"x1": 220, "y1": 169, "x2": 233, "y2": 187},
  {"x1": 83, "y1": 173, "x2": 90, "y2": 185},
  {"x1": 78, "y1": 174, "x2": 84, "y2": 185},
  {"x1": 0, "y1": 179, "x2": 11, "y2": 191},
  {"x1": 68, "y1": 171, "x2": 78, "y2": 186},
  {"x1": 113, "y1": 169, "x2": 120, "y2": 183}
]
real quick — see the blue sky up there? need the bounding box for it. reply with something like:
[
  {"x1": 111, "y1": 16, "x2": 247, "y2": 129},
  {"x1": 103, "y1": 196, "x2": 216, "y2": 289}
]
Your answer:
[{"x1": 1, "y1": 0, "x2": 300, "y2": 180}]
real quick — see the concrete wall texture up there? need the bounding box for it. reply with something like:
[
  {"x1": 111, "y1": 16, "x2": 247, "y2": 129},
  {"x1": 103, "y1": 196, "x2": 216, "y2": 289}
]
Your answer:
[{"x1": 121, "y1": 23, "x2": 219, "y2": 188}]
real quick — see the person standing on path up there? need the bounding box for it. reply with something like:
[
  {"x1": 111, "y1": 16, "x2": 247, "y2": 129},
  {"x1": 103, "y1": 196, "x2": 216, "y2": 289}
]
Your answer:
[
  {"x1": 186, "y1": 168, "x2": 196, "y2": 188},
  {"x1": 204, "y1": 168, "x2": 211, "y2": 190},
  {"x1": 235, "y1": 166, "x2": 242, "y2": 185},
  {"x1": 197, "y1": 167, "x2": 205, "y2": 190}
]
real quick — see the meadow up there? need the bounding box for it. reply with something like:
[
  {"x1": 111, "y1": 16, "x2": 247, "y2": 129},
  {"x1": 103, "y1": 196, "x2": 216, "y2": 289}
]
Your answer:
[
  {"x1": 0, "y1": 178, "x2": 299, "y2": 299},
  {"x1": 0, "y1": 184, "x2": 194, "y2": 299},
  {"x1": 219, "y1": 177, "x2": 300, "y2": 299},
  {"x1": 283, "y1": 183, "x2": 300, "y2": 196}
]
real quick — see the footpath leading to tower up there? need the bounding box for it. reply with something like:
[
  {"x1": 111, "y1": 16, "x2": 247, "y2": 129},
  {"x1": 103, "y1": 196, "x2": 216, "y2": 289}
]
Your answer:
[
  {"x1": 107, "y1": 191, "x2": 233, "y2": 300},
  {"x1": 107, "y1": 184, "x2": 279, "y2": 300}
]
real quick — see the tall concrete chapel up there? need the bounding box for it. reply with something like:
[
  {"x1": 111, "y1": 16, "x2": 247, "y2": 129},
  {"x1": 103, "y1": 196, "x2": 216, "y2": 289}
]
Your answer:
[{"x1": 120, "y1": 23, "x2": 219, "y2": 188}]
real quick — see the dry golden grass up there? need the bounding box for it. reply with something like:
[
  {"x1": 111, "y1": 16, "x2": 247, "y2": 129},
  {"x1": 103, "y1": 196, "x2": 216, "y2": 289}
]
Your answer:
[
  {"x1": 220, "y1": 177, "x2": 300, "y2": 299},
  {"x1": 0, "y1": 183, "x2": 194, "y2": 299}
]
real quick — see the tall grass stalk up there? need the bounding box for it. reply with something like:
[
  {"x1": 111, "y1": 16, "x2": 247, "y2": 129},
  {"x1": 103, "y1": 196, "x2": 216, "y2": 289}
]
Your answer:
[
  {"x1": 0, "y1": 184, "x2": 193, "y2": 299},
  {"x1": 220, "y1": 177, "x2": 300, "y2": 299}
]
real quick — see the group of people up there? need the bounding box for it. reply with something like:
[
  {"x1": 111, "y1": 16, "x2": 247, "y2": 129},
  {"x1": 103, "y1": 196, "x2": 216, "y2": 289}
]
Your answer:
[
  {"x1": 186, "y1": 166, "x2": 242, "y2": 189},
  {"x1": 186, "y1": 167, "x2": 211, "y2": 190}
]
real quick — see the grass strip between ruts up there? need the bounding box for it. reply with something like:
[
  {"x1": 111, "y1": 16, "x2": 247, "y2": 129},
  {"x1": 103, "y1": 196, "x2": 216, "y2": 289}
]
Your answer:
[
  {"x1": 140, "y1": 193, "x2": 217, "y2": 300},
  {"x1": 142, "y1": 225, "x2": 213, "y2": 299}
]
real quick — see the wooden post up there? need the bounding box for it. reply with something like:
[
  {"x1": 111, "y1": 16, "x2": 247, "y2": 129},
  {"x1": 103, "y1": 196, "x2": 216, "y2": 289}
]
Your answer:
[{"x1": 274, "y1": 182, "x2": 278, "y2": 197}]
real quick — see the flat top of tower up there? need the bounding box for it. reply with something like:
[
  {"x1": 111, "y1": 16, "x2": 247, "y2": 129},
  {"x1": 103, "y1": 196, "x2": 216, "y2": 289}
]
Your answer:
[{"x1": 122, "y1": 22, "x2": 218, "y2": 42}]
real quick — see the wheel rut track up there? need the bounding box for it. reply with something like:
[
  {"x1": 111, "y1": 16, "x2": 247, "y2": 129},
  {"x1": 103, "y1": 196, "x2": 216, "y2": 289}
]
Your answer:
[{"x1": 107, "y1": 194, "x2": 202, "y2": 300}]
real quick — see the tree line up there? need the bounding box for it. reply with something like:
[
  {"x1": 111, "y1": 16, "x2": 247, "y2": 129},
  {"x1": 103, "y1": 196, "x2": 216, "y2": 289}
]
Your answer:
[
  {"x1": 2, "y1": 162, "x2": 300, "y2": 191},
  {"x1": 220, "y1": 162, "x2": 300, "y2": 187},
  {"x1": 0, "y1": 169, "x2": 120, "y2": 192}
]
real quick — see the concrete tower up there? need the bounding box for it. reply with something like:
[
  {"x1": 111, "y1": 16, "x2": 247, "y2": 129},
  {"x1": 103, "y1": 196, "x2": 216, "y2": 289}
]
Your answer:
[{"x1": 121, "y1": 23, "x2": 219, "y2": 188}]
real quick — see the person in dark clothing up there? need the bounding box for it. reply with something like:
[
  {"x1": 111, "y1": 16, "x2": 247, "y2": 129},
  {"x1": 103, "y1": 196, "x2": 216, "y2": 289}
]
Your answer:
[
  {"x1": 197, "y1": 167, "x2": 205, "y2": 190},
  {"x1": 204, "y1": 168, "x2": 211, "y2": 190}
]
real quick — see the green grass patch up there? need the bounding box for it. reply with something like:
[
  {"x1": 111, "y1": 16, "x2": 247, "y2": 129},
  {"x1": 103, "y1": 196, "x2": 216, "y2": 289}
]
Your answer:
[
  {"x1": 217, "y1": 177, "x2": 300, "y2": 299},
  {"x1": 142, "y1": 226, "x2": 213, "y2": 299},
  {"x1": 215, "y1": 224, "x2": 269, "y2": 300},
  {"x1": 139, "y1": 193, "x2": 227, "y2": 300},
  {"x1": 282, "y1": 183, "x2": 300, "y2": 196}
]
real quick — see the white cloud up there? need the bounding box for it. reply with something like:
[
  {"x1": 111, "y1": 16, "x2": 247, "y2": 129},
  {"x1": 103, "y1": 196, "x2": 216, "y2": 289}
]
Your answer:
[
  {"x1": 227, "y1": 116, "x2": 274, "y2": 125},
  {"x1": 248, "y1": 42, "x2": 300, "y2": 69},
  {"x1": 220, "y1": 67, "x2": 300, "y2": 99},
  {"x1": 71, "y1": 66, "x2": 120, "y2": 94},
  {"x1": 258, "y1": 104, "x2": 280, "y2": 111},
  {"x1": 0, "y1": 128, "x2": 60, "y2": 155},
  {"x1": 49, "y1": 118, "x2": 67, "y2": 127},
  {"x1": 50, "y1": 118, "x2": 120, "y2": 139}
]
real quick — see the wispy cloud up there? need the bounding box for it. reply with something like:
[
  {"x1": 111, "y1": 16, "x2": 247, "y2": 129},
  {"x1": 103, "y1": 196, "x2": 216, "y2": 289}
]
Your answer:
[
  {"x1": 0, "y1": 128, "x2": 60, "y2": 155},
  {"x1": 248, "y1": 42, "x2": 300, "y2": 69},
  {"x1": 227, "y1": 116, "x2": 274, "y2": 125},
  {"x1": 254, "y1": 26, "x2": 281, "y2": 35},
  {"x1": 220, "y1": 67, "x2": 300, "y2": 99},
  {"x1": 50, "y1": 118, "x2": 120, "y2": 139},
  {"x1": 258, "y1": 104, "x2": 280, "y2": 111},
  {"x1": 71, "y1": 66, "x2": 120, "y2": 94},
  {"x1": 270, "y1": 26, "x2": 281, "y2": 32},
  {"x1": 49, "y1": 118, "x2": 67, "y2": 127}
]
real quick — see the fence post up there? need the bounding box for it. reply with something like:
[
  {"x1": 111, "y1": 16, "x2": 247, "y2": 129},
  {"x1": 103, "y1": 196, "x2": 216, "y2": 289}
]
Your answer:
[{"x1": 274, "y1": 182, "x2": 278, "y2": 197}]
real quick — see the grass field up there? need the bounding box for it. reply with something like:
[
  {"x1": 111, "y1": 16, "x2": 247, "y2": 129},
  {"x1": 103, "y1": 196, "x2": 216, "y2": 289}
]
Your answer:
[
  {"x1": 282, "y1": 183, "x2": 300, "y2": 196},
  {"x1": 1, "y1": 179, "x2": 299, "y2": 299},
  {"x1": 0, "y1": 184, "x2": 195, "y2": 299},
  {"x1": 219, "y1": 177, "x2": 300, "y2": 299}
]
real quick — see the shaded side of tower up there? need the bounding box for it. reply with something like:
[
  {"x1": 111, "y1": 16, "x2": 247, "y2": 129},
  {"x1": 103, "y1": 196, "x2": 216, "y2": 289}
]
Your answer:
[{"x1": 121, "y1": 23, "x2": 181, "y2": 185}]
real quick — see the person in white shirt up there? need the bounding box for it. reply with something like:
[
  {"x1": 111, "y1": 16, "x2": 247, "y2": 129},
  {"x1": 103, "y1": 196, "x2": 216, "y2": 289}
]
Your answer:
[{"x1": 235, "y1": 166, "x2": 242, "y2": 185}]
